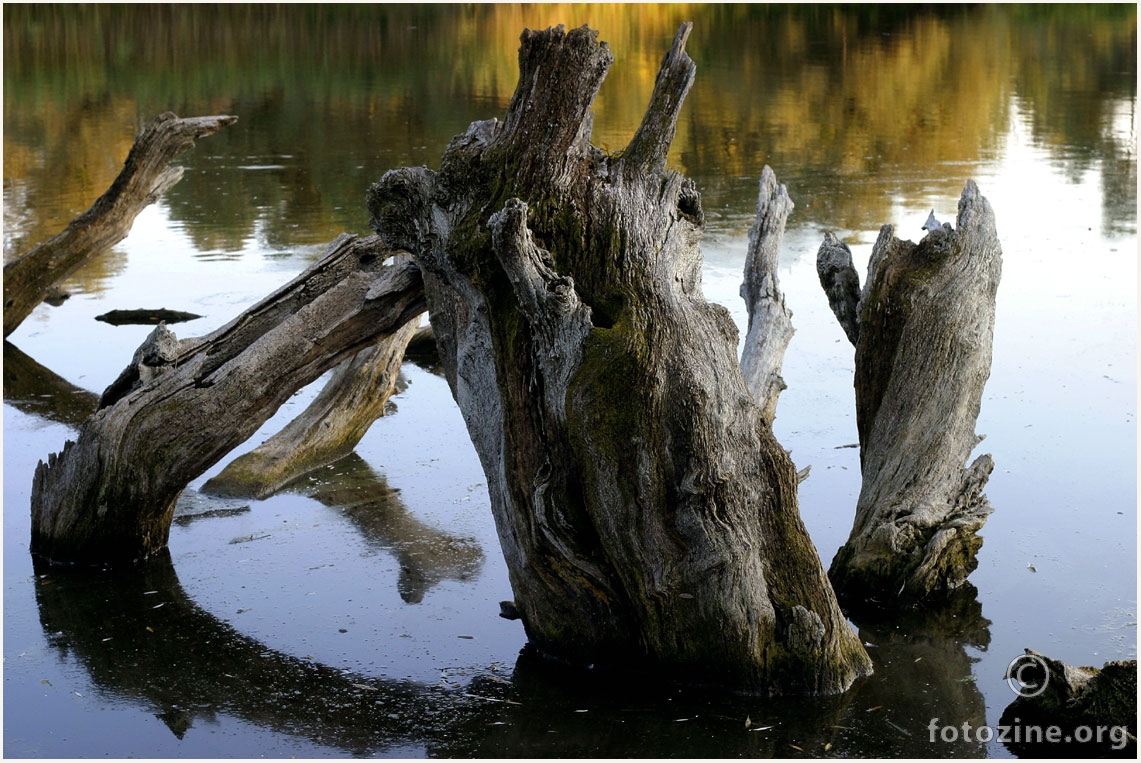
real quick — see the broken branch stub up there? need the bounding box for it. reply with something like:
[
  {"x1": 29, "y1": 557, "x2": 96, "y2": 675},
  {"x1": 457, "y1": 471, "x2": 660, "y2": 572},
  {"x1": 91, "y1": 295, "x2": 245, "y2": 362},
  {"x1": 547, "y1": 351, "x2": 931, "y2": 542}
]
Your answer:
[
  {"x1": 367, "y1": 24, "x2": 870, "y2": 695},
  {"x1": 821, "y1": 182, "x2": 1002, "y2": 606},
  {"x1": 739, "y1": 165, "x2": 795, "y2": 424},
  {"x1": 30, "y1": 236, "x2": 425, "y2": 564},
  {"x1": 3, "y1": 112, "x2": 237, "y2": 338}
]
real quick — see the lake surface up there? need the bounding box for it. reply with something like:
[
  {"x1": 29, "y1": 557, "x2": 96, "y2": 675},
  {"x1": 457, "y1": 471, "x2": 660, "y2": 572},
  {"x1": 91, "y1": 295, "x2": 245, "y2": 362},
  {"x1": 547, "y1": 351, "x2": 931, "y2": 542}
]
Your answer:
[{"x1": 3, "y1": 4, "x2": 1136, "y2": 758}]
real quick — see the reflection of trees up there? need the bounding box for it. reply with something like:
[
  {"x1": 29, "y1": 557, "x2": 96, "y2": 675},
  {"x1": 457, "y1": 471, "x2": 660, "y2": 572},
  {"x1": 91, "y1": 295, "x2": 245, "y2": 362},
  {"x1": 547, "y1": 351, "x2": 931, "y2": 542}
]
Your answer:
[
  {"x1": 279, "y1": 452, "x2": 484, "y2": 604},
  {"x1": 5, "y1": 5, "x2": 1134, "y2": 267}
]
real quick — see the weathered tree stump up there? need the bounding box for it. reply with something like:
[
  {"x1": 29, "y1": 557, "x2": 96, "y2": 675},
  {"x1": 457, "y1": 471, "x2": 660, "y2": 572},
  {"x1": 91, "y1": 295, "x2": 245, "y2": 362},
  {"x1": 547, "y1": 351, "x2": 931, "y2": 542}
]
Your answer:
[
  {"x1": 3, "y1": 112, "x2": 236, "y2": 337},
  {"x1": 203, "y1": 312, "x2": 419, "y2": 499},
  {"x1": 739, "y1": 165, "x2": 795, "y2": 425},
  {"x1": 30, "y1": 235, "x2": 425, "y2": 564},
  {"x1": 367, "y1": 24, "x2": 870, "y2": 695},
  {"x1": 819, "y1": 182, "x2": 1002, "y2": 606}
]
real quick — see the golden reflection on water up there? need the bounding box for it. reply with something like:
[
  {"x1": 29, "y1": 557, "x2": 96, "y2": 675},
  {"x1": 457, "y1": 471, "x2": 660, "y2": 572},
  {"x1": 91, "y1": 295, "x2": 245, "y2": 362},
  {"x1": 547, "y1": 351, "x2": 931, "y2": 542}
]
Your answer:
[{"x1": 3, "y1": 4, "x2": 1135, "y2": 289}]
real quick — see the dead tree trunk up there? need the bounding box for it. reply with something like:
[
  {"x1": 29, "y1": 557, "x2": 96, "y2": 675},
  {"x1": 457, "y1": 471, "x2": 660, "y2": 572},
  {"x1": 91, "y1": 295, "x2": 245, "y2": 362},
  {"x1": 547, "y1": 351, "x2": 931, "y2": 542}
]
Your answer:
[
  {"x1": 818, "y1": 182, "x2": 1002, "y2": 606},
  {"x1": 3, "y1": 112, "x2": 236, "y2": 337},
  {"x1": 739, "y1": 166, "x2": 795, "y2": 425},
  {"x1": 30, "y1": 235, "x2": 425, "y2": 564},
  {"x1": 367, "y1": 24, "x2": 870, "y2": 695},
  {"x1": 202, "y1": 313, "x2": 419, "y2": 499}
]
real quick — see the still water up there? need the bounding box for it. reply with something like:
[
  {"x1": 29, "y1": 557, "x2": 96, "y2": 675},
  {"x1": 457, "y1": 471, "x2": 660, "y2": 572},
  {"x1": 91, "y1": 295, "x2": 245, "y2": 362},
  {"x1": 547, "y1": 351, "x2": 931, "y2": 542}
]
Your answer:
[{"x1": 3, "y1": 4, "x2": 1136, "y2": 758}]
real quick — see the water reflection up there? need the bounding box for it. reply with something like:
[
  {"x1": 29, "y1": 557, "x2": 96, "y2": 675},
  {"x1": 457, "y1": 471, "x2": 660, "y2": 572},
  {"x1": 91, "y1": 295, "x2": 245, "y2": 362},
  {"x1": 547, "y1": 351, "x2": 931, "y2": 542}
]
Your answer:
[
  {"x1": 278, "y1": 453, "x2": 484, "y2": 604},
  {"x1": 2, "y1": 341, "x2": 99, "y2": 429},
  {"x1": 32, "y1": 549, "x2": 999, "y2": 757},
  {"x1": 4, "y1": 5, "x2": 1134, "y2": 266},
  {"x1": 31, "y1": 552, "x2": 502, "y2": 755}
]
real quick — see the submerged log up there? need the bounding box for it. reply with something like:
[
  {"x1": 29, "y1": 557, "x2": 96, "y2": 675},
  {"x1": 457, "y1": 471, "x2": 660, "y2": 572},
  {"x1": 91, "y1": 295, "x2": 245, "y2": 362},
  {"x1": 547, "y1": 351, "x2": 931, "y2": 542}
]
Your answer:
[
  {"x1": 203, "y1": 311, "x2": 419, "y2": 499},
  {"x1": 739, "y1": 166, "x2": 795, "y2": 424},
  {"x1": 820, "y1": 181, "x2": 1002, "y2": 606},
  {"x1": 30, "y1": 235, "x2": 425, "y2": 564},
  {"x1": 95, "y1": 308, "x2": 204, "y2": 326},
  {"x1": 367, "y1": 24, "x2": 870, "y2": 695},
  {"x1": 3, "y1": 112, "x2": 236, "y2": 338}
]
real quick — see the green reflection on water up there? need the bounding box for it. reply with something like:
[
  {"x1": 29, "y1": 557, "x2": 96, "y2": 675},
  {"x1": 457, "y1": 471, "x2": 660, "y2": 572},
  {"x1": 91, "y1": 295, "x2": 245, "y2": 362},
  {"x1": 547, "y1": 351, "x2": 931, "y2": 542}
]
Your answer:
[{"x1": 4, "y1": 4, "x2": 1135, "y2": 270}]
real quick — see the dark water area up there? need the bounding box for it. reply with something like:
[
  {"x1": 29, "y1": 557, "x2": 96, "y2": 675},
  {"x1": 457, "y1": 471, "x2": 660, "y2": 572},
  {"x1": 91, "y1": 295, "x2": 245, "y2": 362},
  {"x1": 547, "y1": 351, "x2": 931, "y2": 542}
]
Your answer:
[{"x1": 3, "y1": 4, "x2": 1136, "y2": 758}]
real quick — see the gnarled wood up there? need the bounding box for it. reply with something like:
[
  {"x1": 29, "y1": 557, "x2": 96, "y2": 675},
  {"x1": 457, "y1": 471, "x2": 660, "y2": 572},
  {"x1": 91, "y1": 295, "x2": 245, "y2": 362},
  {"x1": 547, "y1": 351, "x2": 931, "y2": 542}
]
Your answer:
[
  {"x1": 822, "y1": 181, "x2": 1002, "y2": 606},
  {"x1": 30, "y1": 235, "x2": 425, "y2": 564},
  {"x1": 3, "y1": 112, "x2": 237, "y2": 337},
  {"x1": 367, "y1": 24, "x2": 870, "y2": 695},
  {"x1": 739, "y1": 165, "x2": 795, "y2": 424},
  {"x1": 203, "y1": 313, "x2": 419, "y2": 499}
]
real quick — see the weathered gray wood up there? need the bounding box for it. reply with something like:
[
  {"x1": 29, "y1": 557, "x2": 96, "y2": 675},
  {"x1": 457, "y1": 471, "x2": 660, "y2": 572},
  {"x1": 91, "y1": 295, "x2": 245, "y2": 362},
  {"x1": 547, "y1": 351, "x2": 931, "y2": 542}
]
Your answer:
[
  {"x1": 739, "y1": 165, "x2": 795, "y2": 425},
  {"x1": 30, "y1": 235, "x2": 425, "y2": 564},
  {"x1": 3, "y1": 112, "x2": 237, "y2": 337},
  {"x1": 202, "y1": 313, "x2": 419, "y2": 500},
  {"x1": 822, "y1": 181, "x2": 1002, "y2": 606},
  {"x1": 367, "y1": 23, "x2": 870, "y2": 695}
]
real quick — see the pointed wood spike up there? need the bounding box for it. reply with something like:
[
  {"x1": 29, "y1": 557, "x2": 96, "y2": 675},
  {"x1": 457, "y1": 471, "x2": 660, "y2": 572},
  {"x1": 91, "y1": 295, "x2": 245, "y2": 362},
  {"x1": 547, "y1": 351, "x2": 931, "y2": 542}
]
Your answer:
[{"x1": 621, "y1": 22, "x2": 696, "y2": 174}]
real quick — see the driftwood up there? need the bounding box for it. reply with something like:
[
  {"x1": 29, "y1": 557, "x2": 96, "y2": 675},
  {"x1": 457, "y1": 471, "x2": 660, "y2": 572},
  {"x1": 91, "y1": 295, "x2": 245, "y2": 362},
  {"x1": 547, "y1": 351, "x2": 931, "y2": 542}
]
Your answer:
[
  {"x1": 30, "y1": 234, "x2": 425, "y2": 564},
  {"x1": 203, "y1": 312, "x2": 419, "y2": 499},
  {"x1": 367, "y1": 24, "x2": 870, "y2": 695},
  {"x1": 819, "y1": 182, "x2": 1002, "y2": 606},
  {"x1": 1000, "y1": 649, "x2": 1136, "y2": 756},
  {"x1": 3, "y1": 112, "x2": 236, "y2": 337},
  {"x1": 739, "y1": 166, "x2": 795, "y2": 424}
]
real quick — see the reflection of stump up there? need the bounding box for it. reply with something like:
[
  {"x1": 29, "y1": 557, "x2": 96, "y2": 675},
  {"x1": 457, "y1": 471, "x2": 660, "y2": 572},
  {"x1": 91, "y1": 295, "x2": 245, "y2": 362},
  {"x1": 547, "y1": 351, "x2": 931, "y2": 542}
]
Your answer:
[
  {"x1": 204, "y1": 310, "x2": 419, "y2": 500},
  {"x1": 819, "y1": 183, "x2": 1002, "y2": 607},
  {"x1": 30, "y1": 239, "x2": 424, "y2": 564},
  {"x1": 3, "y1": 341, "x2": 99, "y2": 429},
  {"x1": 4, "y1": 112, "x2": 236, "y2": 337},
  {"x1": 283, "y1": 453, "x2": 484, "y2": 604},
  {"x1": 368, "y1": 24, "x2": 870, "y2": 694}
]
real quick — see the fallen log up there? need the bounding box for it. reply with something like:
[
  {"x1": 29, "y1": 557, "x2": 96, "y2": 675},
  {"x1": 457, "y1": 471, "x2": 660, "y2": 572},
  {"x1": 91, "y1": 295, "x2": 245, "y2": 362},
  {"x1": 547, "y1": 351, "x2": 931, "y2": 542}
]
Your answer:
[
  {"x1": 819, "y1": 183, "x2": 1002, "y2": 606},
  {"x1": 202, "y1": 308, "x2": 418, "y2": 499},
  {"x1": 368, "y1": 23, "x2": 871, "y2": 695},
  {"x1": 3, "y1": 112, "x2": 236, "y2": 337},
  {"x1": 30, "y1": 234, "x2": 425, "y2": 564},
  {"x1": 739, "y1": 165, "x2": 795, "y2": 425}
]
